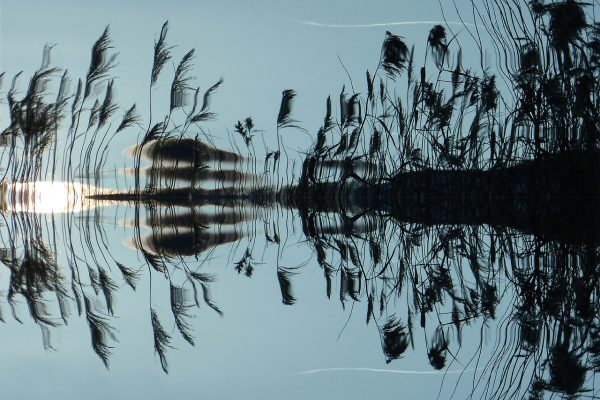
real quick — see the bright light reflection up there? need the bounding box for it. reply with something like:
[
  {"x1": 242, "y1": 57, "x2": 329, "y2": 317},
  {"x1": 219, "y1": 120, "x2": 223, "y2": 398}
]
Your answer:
[{"x1": 1, "y1": 181, "x2": 102, "y2": 213}]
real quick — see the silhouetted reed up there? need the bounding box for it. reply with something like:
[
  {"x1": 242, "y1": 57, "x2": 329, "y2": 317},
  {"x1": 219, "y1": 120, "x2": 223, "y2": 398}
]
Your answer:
[
  {"x1": 0, "y1": 5, "x2": 599, "y2": 398},
  {"x1": 289, "y1": 204, "x2": 600, "y2": 398},
  {"x1": 287, "y1": 1, "x2": 600, "y2": 204},
  {"x1": 0, "y1": 194, "x2": 240, "y2": 372},
  {"x1": 1, "y1": 4, "x2": 598, "y2": 202},
  {"x1": 2, "y1": 185, "x2": 599, "y2": 397}
]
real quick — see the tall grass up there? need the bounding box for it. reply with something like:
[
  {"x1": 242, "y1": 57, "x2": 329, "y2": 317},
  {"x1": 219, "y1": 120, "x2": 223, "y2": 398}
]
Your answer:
[
  {"x1": 0, "y1": 8, "x2": 598, "y2": 397},
  {"x1": 290, "y1": 204, "x2": 600, "y2": 398},
  {"x1": 290, "y1": 0, "x2": 600, "y2": 193}
]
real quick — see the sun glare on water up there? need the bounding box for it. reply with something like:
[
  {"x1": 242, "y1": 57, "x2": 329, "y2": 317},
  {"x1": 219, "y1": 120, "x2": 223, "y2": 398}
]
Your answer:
[{"x1": 0, "y1": 181, "x2": 102, "y2": 213}]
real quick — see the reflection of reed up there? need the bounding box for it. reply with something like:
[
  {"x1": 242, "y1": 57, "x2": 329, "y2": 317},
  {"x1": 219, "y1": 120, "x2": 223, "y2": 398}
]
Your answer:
[
  {"x1": 0, "y1": 185, "x2": 250, "y2": 372},
  {"x1": 1, "y1": 175, "x2": 599, "y2": 399},
  {"x1": 0, "y1": 28, "x2": 261, "y2": 373},
  {"x1": 0, "y1": 3, "x2": 598, "y2": 396},
  {"x1": 292, "y1": 206, "x2": 600, "y2": 399}
]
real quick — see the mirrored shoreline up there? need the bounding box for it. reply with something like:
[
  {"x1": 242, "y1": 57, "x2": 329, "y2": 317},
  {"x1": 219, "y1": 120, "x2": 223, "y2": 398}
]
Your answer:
[{"x1": 1, "y1": 1, "x2": 600, "y2": 398}]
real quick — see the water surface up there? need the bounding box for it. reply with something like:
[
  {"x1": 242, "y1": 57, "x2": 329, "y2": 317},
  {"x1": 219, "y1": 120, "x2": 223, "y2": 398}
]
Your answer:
[{"x1": 1, "y1": 1, "x2": 600, "y2": 399}]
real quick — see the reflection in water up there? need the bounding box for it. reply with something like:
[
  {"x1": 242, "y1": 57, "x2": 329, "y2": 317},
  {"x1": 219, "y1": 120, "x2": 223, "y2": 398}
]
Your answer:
[
  {"x1": 0, "y1": 180, "x2": 598, "y2": 398},
  {"x1": 129, "y1": 206, "x2": 247, "y2": 257},
  {"x1": 282, "y1": 208, "x2": 600, "y2": 399},
  {"x1": 0, "y1": 181, "x2": 102, "y2": 213},
  {"x1": 1, "y1": 3, "x2": 599, "y2": 398},
  {"x1": 0, "y1": 192, "x2": 231, "y2": 371},
  {"x1": 138, "y1": 137, "x2": 243, "y2": 165}
]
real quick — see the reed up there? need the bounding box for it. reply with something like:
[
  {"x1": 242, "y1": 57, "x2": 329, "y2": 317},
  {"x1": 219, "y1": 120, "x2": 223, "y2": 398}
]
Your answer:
[
  {"x1": 0, "y1": 5, "x2": 599, "y2": 396},
  {"x1": 287, "y1": 0, "x2": 599, "y2": 204}
]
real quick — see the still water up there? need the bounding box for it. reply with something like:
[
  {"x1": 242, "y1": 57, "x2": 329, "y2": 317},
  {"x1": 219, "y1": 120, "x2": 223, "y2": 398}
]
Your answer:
[
  {"x1": 0, "y1": 182, "x2": 597, "y2": 399},
  {"x1": 1, "y1": 0, "x2": 600, "y2": 399}
]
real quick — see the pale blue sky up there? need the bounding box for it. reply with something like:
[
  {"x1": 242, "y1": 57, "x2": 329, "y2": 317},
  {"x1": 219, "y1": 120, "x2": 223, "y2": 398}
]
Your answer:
[
  {"x1": 0, "y1": 0, "x2": 480, "y2": 173},
  {"x1": 2, "y1": 3, "x2": 600, "y2": 399},
  {"x1": 0, "y1": 2, "x2": 502, "y2": 399}
]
